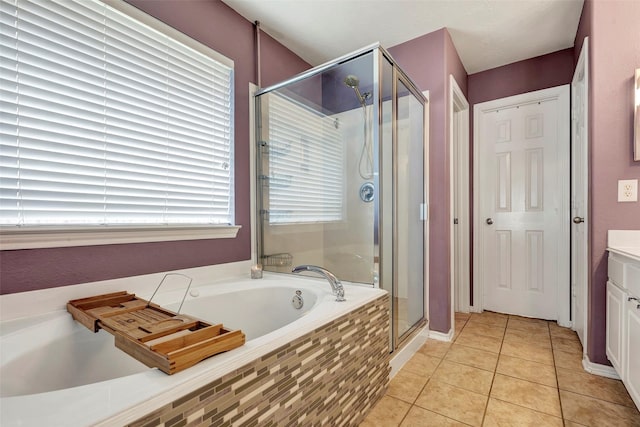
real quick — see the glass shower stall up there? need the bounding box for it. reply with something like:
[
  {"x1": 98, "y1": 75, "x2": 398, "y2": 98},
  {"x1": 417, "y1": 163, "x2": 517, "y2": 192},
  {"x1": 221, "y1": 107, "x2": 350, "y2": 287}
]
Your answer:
[{"x1": 254, "y1": 44, "x2": 427, "y2": 351}]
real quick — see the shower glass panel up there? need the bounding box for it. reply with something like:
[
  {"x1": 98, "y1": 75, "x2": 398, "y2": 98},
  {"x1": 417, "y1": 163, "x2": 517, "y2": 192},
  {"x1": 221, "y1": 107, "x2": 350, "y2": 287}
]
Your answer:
[
  {"x1": 256, "y1": 52, "x2": 375, "y2": 285},
  {"x1": 395, "y1": 78, "x2": 425, "y2": 339},
  {"x1": 255, "y1": 45, "x2": 427, "y2": 351}
]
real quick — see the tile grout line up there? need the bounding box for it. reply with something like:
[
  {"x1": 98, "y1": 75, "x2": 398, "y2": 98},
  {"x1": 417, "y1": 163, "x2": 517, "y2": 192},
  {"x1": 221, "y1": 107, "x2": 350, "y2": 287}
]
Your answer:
[
  {"x1": 399, "y1": 317, "x2": 473, "y2": 427},
  {"x1": 439, "y1": 316, "x2": 477, "y2": 427},
  {"x1": 487, "y1": 396, "x2": 566, "y2": 423},
  {"x1": 553, "y1": 355, "x2": 639, "y2": 409},
  {"x1": 494, "y1": 316, "x2": 569, "y2": 423},
  {"x1": 479, "y1": 313, "x2": 508, "y2": 427},
  {"x1": 378, "y1": 313, "x2": 638, "y2": 427},
  {"x1": 395, "y1": 338, "x2": 448, "y2": 426},
  {"x1": 547, "y1": 321, "x2": 568, "y2": 426},
  {"x1": 364, "y1": 313, "x2": 638, "y2": 427}
]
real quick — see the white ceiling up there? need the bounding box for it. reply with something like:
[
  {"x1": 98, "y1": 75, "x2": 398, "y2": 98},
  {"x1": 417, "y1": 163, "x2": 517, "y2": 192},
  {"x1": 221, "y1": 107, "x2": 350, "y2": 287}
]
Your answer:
[{"x1": 222, "y1": 0, "x2": 584, "y2": 74}]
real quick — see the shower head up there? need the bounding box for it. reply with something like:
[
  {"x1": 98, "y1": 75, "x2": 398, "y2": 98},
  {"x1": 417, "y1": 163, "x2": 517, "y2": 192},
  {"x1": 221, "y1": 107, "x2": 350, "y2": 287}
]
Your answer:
[
  {"x1": 344, "y1": 74, "x2": 360, "y2": 89},
  {"x1": 343, "y1": 74, "x2": 368, "y2": 106}
]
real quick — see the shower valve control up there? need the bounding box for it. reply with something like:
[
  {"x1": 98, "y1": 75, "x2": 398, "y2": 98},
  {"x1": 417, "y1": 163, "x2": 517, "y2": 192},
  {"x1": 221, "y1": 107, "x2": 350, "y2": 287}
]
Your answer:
[{"x1": 360, "y1": 182, "x2": 375, "y2": 203}]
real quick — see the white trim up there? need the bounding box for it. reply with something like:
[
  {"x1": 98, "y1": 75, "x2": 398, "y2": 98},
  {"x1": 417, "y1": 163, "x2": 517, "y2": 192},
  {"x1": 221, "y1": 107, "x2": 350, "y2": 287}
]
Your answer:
[
  {"x1": 0, "y1": 225, "x2": 241, "y2": 250},
  {"x1": 557, "y1": 318, "x2": 572, "y2": 328},
  {"x1": 571, "y1": 36, "x2": 590, "y2": 351},
  {"x1": 390, "y1": 323, "x2": 430, "y2": 378},
  {"x1": 582, "y1": 355, "x2": 621, "y2": 379},
  {"x1": 428, "y1": 328, "x2": 453, "y2": 342},
  {"x1": 449, "y1": 75, "x2": 471, "y2": 333},
  {"x1": 1, "y1": 0, "x2": 238, "y2": 250},
  {"x1": 473, "y1": 85, "x2": 571, "y2": 325},
  {"x1": 468, "y1": 305, "x2": 483, "y2": 314},
  {"x1": 102, "y1": 0, "x2": 233, "y2": 68}
]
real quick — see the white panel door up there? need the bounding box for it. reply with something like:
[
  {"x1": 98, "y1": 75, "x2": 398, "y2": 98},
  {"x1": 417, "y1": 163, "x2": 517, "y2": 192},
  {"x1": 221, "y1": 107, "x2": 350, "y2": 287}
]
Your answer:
[
  {"x1": 571, "y1": 37, "x2": 589, "y2": 346},
  {"x1": 477, "y1": 88, "x2": 569, "y2": 320}
]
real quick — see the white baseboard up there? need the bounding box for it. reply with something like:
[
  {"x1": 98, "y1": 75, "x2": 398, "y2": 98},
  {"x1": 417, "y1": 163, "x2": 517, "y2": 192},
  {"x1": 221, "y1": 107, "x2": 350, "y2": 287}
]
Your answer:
[
  {"x1": 390, "y1": 324, "x2": 430, "y2": 379},
  {"x1": 582, "y1": 355, "x2": 620, "y2": 380},
  {"x1": 558, "y1": 319, "x2": 573, "y2": 328},
  {"x1": 428, "y1": 328, "x2": 453, "y2": 342}
]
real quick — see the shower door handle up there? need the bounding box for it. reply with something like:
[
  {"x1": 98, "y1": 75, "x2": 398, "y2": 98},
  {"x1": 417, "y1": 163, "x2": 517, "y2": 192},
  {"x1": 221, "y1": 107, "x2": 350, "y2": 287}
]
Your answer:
[{"x1": 486, "y1": 218, "x2": 494, "y2": 225}]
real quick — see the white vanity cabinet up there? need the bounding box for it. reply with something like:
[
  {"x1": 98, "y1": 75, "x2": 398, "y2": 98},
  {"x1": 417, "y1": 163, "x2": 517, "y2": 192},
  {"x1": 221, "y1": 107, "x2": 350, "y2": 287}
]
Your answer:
[
  {"x1": 626, "y1": 294, "x2": 640, "y2": 408},
  {"x1": 606, "y1": 279, "x2": 625, "y2": 375},
  {"x1": 606, "y1": 230, "x2": 640, "y2": 410}
]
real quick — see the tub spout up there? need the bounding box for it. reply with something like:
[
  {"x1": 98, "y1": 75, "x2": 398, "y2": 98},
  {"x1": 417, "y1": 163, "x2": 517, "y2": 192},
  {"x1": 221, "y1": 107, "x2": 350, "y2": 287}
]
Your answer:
[{"x1": 291, "y1": 265, "x2": 346, "y2": 302}]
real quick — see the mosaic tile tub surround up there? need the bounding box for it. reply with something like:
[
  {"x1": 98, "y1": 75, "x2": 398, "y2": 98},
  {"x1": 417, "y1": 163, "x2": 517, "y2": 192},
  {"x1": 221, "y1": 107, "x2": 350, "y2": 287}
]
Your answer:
[{"x1": 128, "y1": 294, "x2": 390, "y2": 427}]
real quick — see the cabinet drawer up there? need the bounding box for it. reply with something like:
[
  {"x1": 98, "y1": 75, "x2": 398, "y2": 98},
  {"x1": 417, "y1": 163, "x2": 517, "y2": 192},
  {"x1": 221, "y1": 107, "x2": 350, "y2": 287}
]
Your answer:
[
  {"x1": 609, "y1": 256, "x2": 625, "y2": 288},
  {"x1": 627, "y1": 262, "x2": 640, "y2": 298}
]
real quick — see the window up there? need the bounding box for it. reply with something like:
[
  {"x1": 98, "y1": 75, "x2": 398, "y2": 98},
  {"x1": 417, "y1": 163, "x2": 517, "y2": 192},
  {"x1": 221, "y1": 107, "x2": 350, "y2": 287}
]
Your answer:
[
  {"x1": 265, "y1": 93, "x2": 344, "y2": 224},
  {"x1": 0, "y1": 0, "x2": 234, "y2": 235}
]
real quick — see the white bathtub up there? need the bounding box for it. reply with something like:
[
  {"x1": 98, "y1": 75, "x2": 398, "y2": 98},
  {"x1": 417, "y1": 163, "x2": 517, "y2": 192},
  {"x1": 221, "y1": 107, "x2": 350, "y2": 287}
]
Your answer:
[{"x1": 0, "y1": 274, "x2": 385, "y2": 427}]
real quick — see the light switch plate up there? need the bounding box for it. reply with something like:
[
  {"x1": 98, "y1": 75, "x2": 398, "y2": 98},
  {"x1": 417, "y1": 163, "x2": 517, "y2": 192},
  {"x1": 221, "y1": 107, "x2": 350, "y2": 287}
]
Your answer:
[{"x1": 618, "y1": 179, "x2": 638, "y2": 202}]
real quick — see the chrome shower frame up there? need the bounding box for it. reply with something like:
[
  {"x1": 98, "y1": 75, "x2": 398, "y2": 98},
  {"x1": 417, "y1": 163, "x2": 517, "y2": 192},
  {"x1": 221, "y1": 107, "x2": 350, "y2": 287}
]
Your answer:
[{"x1": 254, "y1": 43, "x2": 428, "y2": 352}]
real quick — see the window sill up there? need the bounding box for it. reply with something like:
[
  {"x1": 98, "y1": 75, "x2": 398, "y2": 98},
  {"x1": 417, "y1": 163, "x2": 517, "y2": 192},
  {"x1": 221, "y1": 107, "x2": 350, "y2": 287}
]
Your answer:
[{"x1": 0, "y1": 225, "x2": 242, "y2": 250}]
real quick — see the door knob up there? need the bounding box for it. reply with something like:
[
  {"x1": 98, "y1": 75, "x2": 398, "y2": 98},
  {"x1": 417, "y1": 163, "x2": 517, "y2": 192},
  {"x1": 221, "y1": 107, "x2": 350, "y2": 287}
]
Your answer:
[
  {"x1": 486, "y1": 218, "x2": 494, "y2": 225},
  {"x1": 573, "y1": 217, "x2": 585, "y2": 224}
]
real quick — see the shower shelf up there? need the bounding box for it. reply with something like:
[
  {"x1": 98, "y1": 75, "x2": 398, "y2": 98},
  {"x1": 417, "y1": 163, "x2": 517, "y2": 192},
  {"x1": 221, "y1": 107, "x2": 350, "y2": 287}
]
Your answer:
[
  {"x1": 261, "y1": 253, "x2": 293, "y2": 267},
  {"x1": 67, "y1": 291, "x2": 245, "y2": 375}
]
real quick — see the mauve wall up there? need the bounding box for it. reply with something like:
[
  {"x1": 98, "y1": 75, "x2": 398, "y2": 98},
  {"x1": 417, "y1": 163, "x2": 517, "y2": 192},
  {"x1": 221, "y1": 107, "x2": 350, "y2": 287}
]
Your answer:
[
  {"x1": 578, "y1": 0, "x2": 640, "y2": 365},
  {"x1": 0, "y1": 0, "x2": 310, "y2": 295},
  {"x1": 467, "y1": 48, "x2": 575, "y2": 105},
  {"x1": 445, "y1": 31, "x2": 468, "y2": 97},
  {"x1": 389, "y1": 28, "x2": 468, "y2": 333}
]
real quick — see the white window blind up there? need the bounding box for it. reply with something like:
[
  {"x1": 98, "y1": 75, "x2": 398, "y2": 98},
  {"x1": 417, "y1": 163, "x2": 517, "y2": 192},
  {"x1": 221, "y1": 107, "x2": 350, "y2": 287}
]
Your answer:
[
  {"x1": 266, "y1": 93, "x2": 343, "y2": 224},
  {"x1": 0, "y1": 0, "x2": 234, "y2": 227}
]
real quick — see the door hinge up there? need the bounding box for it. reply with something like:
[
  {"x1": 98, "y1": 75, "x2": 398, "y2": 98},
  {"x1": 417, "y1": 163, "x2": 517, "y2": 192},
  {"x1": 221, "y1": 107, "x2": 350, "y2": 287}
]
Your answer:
[{"x1": 453, "y1": 218, "x2": 459, "y2": 225}]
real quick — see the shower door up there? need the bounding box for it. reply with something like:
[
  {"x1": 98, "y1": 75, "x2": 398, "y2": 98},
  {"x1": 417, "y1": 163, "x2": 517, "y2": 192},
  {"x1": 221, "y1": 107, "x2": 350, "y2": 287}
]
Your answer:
[
  {"x1": 394, "y1": 74, "x2": 426, "y2": 343},
  {"x1": 378, "y1": 52, "x2": 426, "y2": 349}
]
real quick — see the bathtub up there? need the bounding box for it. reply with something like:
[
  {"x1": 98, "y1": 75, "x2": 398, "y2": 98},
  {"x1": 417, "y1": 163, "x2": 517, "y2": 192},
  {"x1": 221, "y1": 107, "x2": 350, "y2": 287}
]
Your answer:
[{"x1": 0, "y1": 274, "x2": 386, "y2": 427}]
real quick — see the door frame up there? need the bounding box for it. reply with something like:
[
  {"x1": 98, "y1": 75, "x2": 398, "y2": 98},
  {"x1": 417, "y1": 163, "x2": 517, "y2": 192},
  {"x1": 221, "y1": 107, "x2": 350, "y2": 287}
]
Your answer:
[
  {"x1": 472, "y1": 85, "x2": 571, "y2": 326},
  {"x1": 423, "y1": 90, "x2": 431, "y2": 334},
  {"x1": 449, "y1": 75, "x2": 471, "y2": 319},
  {"x1": 571, "y1": 36, "x2": 589, "y2": 346}
]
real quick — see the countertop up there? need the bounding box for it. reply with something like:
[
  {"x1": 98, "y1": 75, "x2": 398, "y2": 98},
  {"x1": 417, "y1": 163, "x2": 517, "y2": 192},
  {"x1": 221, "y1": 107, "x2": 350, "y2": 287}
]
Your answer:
[{"x1": 607, "y1": 230, "x2": 640, "y2": 262}]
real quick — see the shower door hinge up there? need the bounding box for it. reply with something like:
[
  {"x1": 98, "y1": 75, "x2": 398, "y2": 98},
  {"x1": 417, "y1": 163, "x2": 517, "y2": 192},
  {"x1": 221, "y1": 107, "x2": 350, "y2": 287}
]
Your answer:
[{"x1": 420, "y1": 203, "x2": 428, "y2": 221}]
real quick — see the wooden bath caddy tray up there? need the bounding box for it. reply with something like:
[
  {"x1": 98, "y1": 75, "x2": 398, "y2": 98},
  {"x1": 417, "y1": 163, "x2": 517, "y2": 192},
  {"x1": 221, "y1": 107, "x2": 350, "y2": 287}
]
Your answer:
[{"x1": 67, "y1": 291, "x2": 245, "y2": 375}]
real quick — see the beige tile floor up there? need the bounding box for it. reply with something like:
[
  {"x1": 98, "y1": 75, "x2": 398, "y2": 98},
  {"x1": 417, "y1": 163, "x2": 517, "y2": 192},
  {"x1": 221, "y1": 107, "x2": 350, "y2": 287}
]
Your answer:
[{"x1": 360, "y1": 311, "x2": 640, "y2": 427}]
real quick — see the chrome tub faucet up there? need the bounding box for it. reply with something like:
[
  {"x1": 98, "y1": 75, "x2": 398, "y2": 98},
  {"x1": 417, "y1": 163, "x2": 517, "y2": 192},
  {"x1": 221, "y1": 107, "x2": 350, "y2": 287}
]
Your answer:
[{"x1": 291, "y1": 265, "x2": 346, "y2": 302}]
